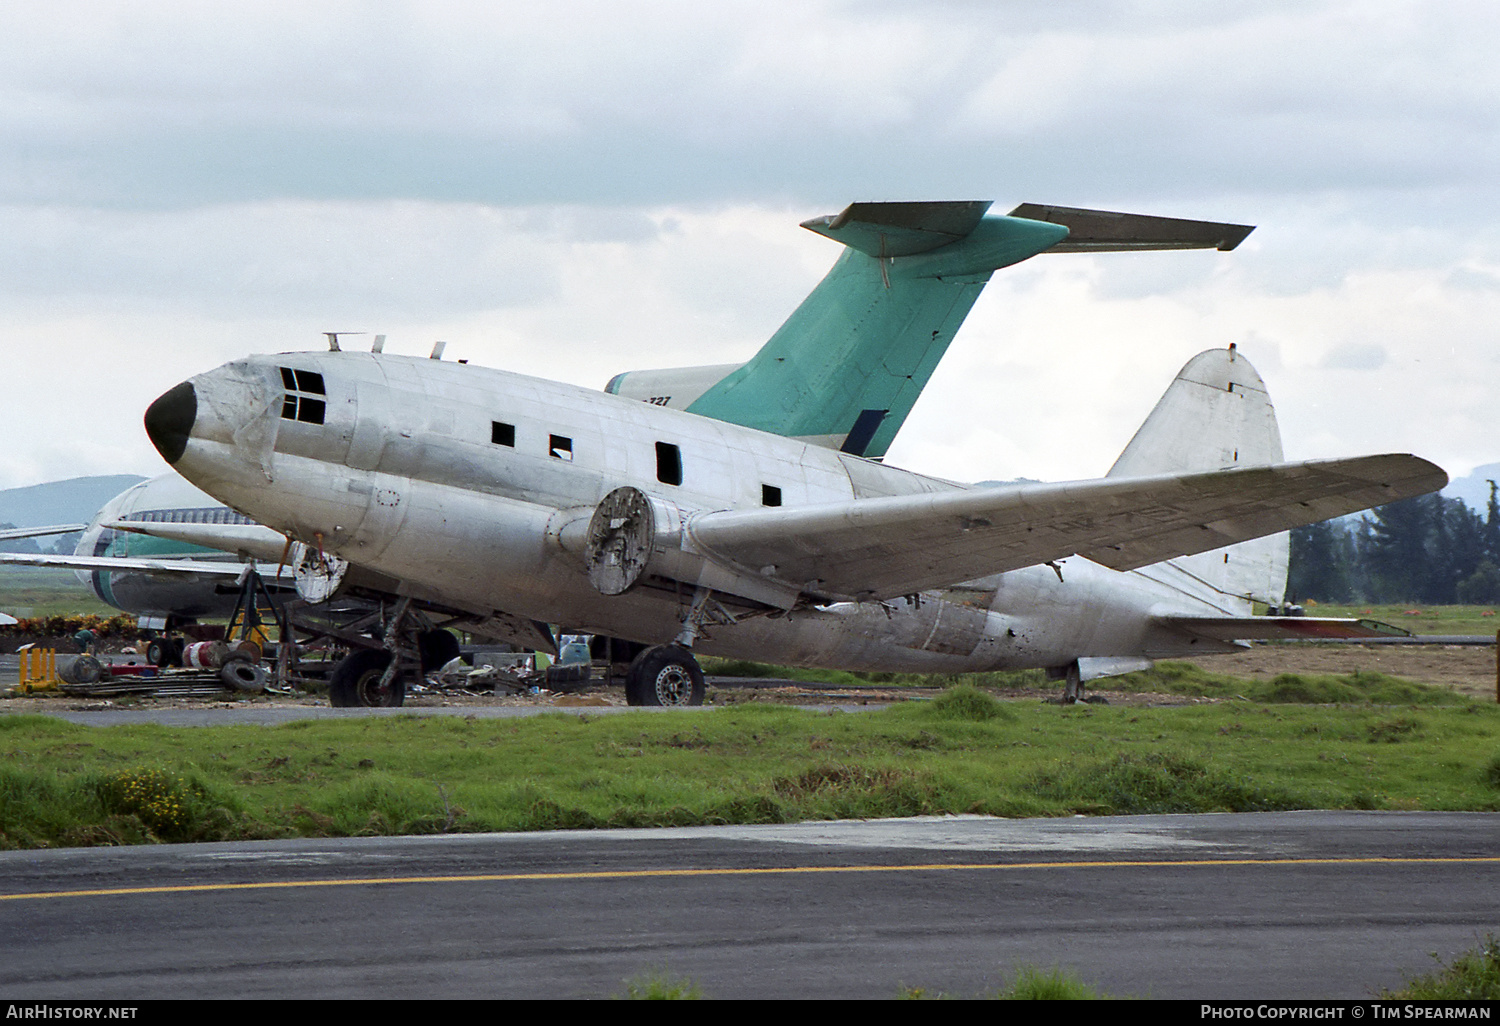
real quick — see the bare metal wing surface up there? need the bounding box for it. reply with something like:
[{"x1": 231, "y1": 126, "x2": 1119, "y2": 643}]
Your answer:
[
  {"x1": 0, "y1": 551, "x2": 289, "y2": 578},
  {"x1": 0, "y1": 523, "x2": 87, "y2": 542},
  {"x1": 103, "y1": 519, "x2": 292, "y2": 564},
  {"x1": 682, "y1": 454, "x2": 1445, "y2": 602}
]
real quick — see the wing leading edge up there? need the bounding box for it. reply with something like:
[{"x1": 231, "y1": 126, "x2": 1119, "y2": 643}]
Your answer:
[{"x1": 685, "y1": 454, "x2": 1446, "y2": 602}]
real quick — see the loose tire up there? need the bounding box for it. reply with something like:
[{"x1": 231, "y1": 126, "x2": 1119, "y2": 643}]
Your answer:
[
  {"x1": 623, "y1": 645, "x2": 705, "y2": 707},
  {"x1": 328, "y1": 649, "x2": 407, "y2": 708},
  {"x1": 221, "y1": 660, "x2": 268, "y2": 693}
]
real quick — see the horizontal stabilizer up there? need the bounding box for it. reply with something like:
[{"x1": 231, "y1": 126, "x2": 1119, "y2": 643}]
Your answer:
[
  {"x1": 1008, "y1": 203, "x2": 1254, "y2": 252},
  {"x1": 1158, "y1": 616, "x2": 1411, "y2": 642},
  {"x1": 801, "y1": 201, "x2": 994, "y2": 257},
  {"x1": 0, "y1": 523, "x2": 86, "y2": 542}
]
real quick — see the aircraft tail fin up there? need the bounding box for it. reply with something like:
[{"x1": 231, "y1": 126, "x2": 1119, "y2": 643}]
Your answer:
[
  {"x1": 1108, "y1": 346, "x2": 1289, "y2": 607},
  {"x1": 608, "y1": 202, "x2": 1255, "y2": 461}
]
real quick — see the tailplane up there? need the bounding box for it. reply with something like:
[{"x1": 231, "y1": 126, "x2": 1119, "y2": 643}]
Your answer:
[
  {"x1": 607, "y1": 201, "x2": 1254, "y2": 460},
  {"x1": 1109, "y1": 346, "x2": 1289, "y2": 606}
]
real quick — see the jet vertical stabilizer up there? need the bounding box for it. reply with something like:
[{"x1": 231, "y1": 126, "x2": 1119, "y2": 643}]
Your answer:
[
  {"x1": 682, "y1": 202, "x2": 1067, "y2": 459},
  {"x1": 1108, "y1": 347, "x2": 1289, "y2": 606},
  {"x1": 607, "y1": 201, "x2": 1255, "y2": 461}
]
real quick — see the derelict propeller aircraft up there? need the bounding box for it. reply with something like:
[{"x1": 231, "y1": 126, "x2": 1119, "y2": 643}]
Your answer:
[
  {"x1": 135, "y1": 204, "x2": 1445, "y2": 706},
  {"x1": 4, "y1": 200, "x2": 1263, "y2": 653}
]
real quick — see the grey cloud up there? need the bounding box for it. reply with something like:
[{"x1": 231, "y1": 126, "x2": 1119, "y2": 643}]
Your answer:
[
  {"x1": 1, "y1": 2, "x2": 1497, "y2": 219},
  {"x1": 1320, "y1": 343, "x2": 1388, "y2": 370}
]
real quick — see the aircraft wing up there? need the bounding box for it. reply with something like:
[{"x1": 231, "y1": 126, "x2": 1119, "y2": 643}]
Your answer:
[
  {"x1": 0, "y1": 523, "x2": 86, "y2": 542},
  {"x1": 103, "y1": 520, "x2": 291, "y2": 564},
  {"x1": 686, "y1": 454, "x2": 1445, "y2": 602},
  {"x1": 0, "y1": 552, "x2": 288, "y2": 579}
]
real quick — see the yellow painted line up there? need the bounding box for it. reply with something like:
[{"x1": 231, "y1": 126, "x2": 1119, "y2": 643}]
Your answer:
[{"x1": 3, "y1": 855, "x2": 1499, "y2": 902}]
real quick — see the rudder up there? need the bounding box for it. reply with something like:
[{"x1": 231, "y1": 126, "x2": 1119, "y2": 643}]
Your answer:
[{"x1": 1109, "y1": 346, "x2": 1289, "y2": 606}]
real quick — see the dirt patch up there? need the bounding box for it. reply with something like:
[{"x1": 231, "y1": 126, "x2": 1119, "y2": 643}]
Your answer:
[{"x1": 1178, "y1": 644, "x2": 1498, "y2": 701}]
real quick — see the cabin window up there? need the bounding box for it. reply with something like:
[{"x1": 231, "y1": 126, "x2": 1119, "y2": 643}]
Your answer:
[
  {"x1": 491, "y1": 421, "x2": 515, "y2": 447},
  {"x1": 550, "y1": 434, "x2": 573, "y2": 461},
  {"x1": 279, "y1": 366, "x2": 327, "y2": 425},
  {"x1": 762, "y1": 484, "x2": 782, "y2": 507},
  {"x1": 655, "y1": 442, "x2": 682, "y2": 486}
]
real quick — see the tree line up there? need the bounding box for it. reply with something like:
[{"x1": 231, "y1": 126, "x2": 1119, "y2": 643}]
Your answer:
[{"x1": 1289, "y1": 484, "x2": 1500, "y2": 604}]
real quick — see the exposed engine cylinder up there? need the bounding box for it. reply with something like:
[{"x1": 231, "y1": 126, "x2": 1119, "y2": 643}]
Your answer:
[{"x1": 584, "y1": 486, "x2": 681, "y2": 595}]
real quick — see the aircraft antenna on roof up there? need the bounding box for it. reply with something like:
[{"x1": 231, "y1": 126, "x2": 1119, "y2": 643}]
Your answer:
[
  {"x1": 323, "y1": 331, "x2": 366, "y2": 352},
  {"x1": 429, "y1": 341, "x2": 447, "y2": 360},
  {"x1": 372, "y1": 334, "x2": 386, "y2": 353}
]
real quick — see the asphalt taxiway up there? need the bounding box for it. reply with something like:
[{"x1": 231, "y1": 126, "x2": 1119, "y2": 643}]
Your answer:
[{"x1": 2, "y1": 811, "x2": 1496, "y2": 999}]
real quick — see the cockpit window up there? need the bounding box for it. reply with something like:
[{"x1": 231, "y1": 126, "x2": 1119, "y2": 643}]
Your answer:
[{"x1": 280, "y1": 367, "x2": 326, "y2": 425}]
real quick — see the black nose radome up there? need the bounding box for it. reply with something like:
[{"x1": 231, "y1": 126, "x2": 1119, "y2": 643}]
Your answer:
[{"x1": 144, "y1": 381, "x2": 196, "y2": 464}]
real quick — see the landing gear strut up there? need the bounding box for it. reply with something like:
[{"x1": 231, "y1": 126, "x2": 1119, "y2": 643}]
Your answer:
[
  {"x1": 1063, "y1": 660, "x2": 1084, "y2": 704},
  {"x1": 326, "y1": 599, "x2": 457, "y2": 708},
  {"x1": 621, "y1": 586, "x2": 715, "y2": 707}
]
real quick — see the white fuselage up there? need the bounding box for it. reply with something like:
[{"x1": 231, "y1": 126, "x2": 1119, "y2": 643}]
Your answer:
[{"x1": 168, "y1": 351, "x2": 1248, "y2": 672}]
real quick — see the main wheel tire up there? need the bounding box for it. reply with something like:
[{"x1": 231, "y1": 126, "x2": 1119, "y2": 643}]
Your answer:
[
  {"x1": 418, "y1": 628, "x2": 461, "y2": 674},
  {"x1": 623, "y1": 645, "x2": 705, "y2": 707},
  {"x1": 328, "y1": 649, "x2": 407, "y2": 708}
]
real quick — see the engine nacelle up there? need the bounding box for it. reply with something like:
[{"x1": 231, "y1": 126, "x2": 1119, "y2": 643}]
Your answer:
[
  {"x1": 583, "y1": 486, "x2": 682, "y2": 595},
  {"x1": 581, "y1": 486, "x2": 798, "y2": 609}
]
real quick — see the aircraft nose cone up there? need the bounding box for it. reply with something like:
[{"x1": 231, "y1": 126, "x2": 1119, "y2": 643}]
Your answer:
[{"x1": 144, "y1": 381, "x2": 197, "y2": 464}]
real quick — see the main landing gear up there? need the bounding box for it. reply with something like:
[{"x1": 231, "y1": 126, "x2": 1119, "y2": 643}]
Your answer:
[
  {"x1": 623, "y1": 645, "x2": 705, "y2": 706},
  {"x1": 619, "y1": 585, "x2": 720, "y2": 707},
  {"x1": 327, "y1": 597, "x2": 458, "y2": 708}
]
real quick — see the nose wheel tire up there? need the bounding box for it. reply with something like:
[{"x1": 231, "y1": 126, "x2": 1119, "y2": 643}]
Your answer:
[
  {"x1": 329, "y1": 649, "x2": 408, "y2": 707},
  {"x1": 624, "y1": 645, "x2": 705, "y2": 707}
]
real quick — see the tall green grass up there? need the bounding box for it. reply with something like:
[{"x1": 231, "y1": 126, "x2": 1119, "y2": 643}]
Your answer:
[
  {"x1": 1382, "y1": 935, "x2": 1500, "y2": 999},
  {"x1": 2, "y1": 687, "x2": 1497, "y2": 849}
]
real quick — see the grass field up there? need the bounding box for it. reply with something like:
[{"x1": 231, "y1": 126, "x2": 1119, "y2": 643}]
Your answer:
[
  {"x1": 1306, "y1": 603, "x2": 1500, "y2": 636},
  {"x1": 0, "y1": 567, "x2": 116, "y2": 619},
  {"x1": 2, "y1": 685, "x2": 1497, "y2": 849}
]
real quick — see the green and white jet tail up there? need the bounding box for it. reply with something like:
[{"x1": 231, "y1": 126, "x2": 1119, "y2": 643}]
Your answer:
[{"x1": 605, "y1": 201, "x2": 1253, "y2": 460}]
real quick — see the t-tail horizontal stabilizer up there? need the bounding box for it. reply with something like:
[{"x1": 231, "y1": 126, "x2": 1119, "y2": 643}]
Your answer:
[
  {"x1": 1007, "y1": 204, "x2": 1254, "y2": 252},
  {"x1": 1157, "y1": 616, "x2": 1411, "y2": 642}
]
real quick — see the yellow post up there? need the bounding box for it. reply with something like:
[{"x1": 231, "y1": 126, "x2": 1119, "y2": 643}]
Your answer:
[{"x1": 16, "y1": 648, "x2": 59, "y2": 693}]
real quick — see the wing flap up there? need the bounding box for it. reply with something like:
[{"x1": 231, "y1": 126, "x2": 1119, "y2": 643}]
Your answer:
[{"x1": 686, "y1": 454, "x2": 1445, "y2": 601}]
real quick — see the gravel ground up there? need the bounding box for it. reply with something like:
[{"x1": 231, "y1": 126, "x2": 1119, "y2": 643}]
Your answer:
[{"x1": 4, "y1": 643, "x2": 1495, "y2": 712}]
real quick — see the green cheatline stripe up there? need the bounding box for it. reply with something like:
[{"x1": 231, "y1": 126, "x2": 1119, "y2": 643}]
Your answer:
[{"x1": 4, "y1": 855, "x2": 1499, "y2": 902}]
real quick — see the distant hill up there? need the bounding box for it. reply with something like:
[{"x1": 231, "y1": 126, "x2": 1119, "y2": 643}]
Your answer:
[
  {"x1": 1443, "y1": 463, "x2": 1500, "y2": 514},
  {"x1": 0, "y1": 475, "x2": 146, "y2": 528}
]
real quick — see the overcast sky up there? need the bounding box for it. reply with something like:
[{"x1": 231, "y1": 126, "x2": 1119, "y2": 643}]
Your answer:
[{"x1": 1, "y1": 0, "x2": 1496, "y2": 493}]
